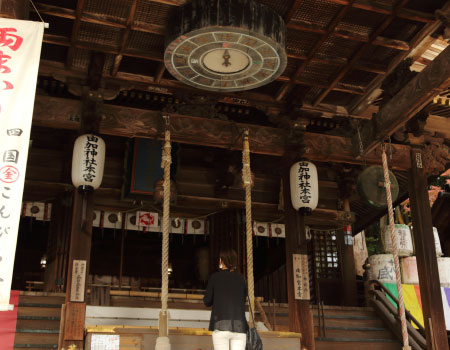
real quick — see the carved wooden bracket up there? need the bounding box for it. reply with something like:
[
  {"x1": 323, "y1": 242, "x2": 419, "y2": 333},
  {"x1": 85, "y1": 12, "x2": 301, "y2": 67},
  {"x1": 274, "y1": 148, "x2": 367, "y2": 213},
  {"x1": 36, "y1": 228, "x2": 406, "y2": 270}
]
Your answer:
[{"x1": 421, "y1": 142, "x2": 450, "y2": 177}]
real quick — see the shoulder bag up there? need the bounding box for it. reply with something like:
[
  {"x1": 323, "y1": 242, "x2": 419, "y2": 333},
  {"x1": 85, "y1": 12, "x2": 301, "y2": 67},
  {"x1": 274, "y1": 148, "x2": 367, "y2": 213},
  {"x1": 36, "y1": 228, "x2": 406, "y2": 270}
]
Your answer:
[{"x1": 246, "y1": 295, "x2": 263, "y2": 350}]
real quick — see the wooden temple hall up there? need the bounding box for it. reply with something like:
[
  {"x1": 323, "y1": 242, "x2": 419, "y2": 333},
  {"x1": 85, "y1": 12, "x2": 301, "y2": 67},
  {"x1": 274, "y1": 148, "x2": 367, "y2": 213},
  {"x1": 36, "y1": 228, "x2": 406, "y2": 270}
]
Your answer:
[{"x1": 2, "y1": 0, "x2": 450, "y2": 349}]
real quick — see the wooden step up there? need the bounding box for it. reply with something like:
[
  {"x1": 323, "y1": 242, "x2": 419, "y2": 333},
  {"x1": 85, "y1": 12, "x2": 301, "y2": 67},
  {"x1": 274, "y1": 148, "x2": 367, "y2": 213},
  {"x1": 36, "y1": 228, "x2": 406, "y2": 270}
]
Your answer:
[
  {"x1": 314, "y1": 314, "x2": 385, "y2": 328},
  {"x1": 18, "y1": 295, "x2": 65, "y2": 305},
  {"x1": 14, "y1": 346, "x2": 58, "y2": 350},
  {"x1": 16, "y1": 316, "x2": 60, "y2": 330},
  {"x1": 311, "y1": 306, "x2": 377, "y2": 317},
  {"x1": 314, "y1": 326, "x2": 395, "y2": 340},
  {"x1": 14, "y1": 330, "x2": 59, "y2": 345},
  {"x1": 17, "y1": 306, "x2": 61, "y2": 318},
  {"x1": 316, "y1": 338, "x2": 402, "y2": 350}
]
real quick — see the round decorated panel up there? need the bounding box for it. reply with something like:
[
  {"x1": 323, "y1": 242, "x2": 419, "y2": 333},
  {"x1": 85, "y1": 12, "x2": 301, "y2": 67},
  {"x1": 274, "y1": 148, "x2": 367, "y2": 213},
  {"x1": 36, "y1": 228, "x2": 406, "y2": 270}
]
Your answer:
[{"x1": 164, "y1": 0, "x2": 287, "y2": 92}]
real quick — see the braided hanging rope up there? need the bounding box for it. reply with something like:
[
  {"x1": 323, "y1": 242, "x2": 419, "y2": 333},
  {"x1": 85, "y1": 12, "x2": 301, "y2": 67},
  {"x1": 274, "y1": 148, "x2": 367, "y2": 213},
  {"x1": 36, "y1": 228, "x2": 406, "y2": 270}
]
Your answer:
[
  {"x1": 242, "y1": 130, "x2": 255, "y2": 325},
  {"x1": 155, "y1": 116, "x2": 172, "y2": 350},
  {"x1": 161, "y1": 124, "x2": 171, "y2": 312},
  {"x1": 381, "y1": 144, "x2": 410, "y2": 350}
]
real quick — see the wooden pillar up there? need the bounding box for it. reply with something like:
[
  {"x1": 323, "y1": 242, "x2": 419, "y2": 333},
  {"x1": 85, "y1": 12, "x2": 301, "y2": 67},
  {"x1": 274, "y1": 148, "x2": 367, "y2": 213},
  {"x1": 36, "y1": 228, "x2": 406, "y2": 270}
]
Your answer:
[
  {"x1": 408, "y1": 146, "x2": 449, "y2": 350},
  {"x1": 44, "y1": 192, "x2": 73, "y2": 292},
  {"x1": 62, "y1": 190, "x2": 94, "y2": 349},
  {"x1": 62, "y1": 53, "x2": 105, "y2": 350},
  {"x1": 336, "y1": 199, "x2": 357, "y2": 306},
  {"x1": 119, "y1": 213, "x2": 126, "y2": 290},
  {"x1": 282, "y1": 155, "x2": 315, "y2": 350}
]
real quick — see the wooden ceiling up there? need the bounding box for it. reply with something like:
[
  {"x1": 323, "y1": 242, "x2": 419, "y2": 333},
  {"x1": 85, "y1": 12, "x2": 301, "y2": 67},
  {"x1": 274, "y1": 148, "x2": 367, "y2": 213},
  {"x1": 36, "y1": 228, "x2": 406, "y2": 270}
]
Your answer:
[
  {"x1": 12, "y1": 0, "x2": 450, "y2": 230},
  {"x1": 31, "y1": 0, "x2": 445, "y2": 113}
]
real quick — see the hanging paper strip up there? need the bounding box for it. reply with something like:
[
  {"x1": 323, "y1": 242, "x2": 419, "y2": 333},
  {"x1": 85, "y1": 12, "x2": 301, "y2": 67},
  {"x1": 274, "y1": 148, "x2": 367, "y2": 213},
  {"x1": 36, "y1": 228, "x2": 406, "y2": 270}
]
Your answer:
[{"x1": 0, "y1": 19, "x2": 44, "y2": 310}]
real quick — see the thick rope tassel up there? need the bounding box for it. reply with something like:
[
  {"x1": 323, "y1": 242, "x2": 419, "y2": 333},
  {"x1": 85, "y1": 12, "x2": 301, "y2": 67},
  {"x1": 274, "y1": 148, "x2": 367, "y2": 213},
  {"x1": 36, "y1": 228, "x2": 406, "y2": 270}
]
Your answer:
[
  {"x1": 381, "y1": 144, "x2": 410, "y2": 350},
  {"x1": 155, "y1": 117, "x2": 172, "y2": 350},
  {"x1": 242, "y1": 130, "x2": 255, "y2": 326}
]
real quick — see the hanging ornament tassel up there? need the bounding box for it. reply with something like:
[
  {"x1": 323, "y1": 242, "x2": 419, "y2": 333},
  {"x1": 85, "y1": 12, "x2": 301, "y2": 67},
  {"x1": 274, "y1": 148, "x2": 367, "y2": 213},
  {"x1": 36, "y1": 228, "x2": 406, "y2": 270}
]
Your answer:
[
  {"x1": 156, "y1": 116, "x2": 172, "y2": 350},
  {"x1": 381, "y1": 143, "x2": 411, "y2": 350},
  {"x1": 242, "y1": 129, "x2": 255, "y2": 325}
]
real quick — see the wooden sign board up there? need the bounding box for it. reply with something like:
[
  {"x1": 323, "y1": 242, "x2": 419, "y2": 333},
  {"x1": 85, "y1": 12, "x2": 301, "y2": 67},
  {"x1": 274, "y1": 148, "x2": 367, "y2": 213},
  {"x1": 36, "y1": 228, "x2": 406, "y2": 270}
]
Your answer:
[
  {"x1": 293, "y1": 254, "x2": 310, "y2": 300},
  {"x1": 70, "y1": 260, "x2": 86, "y2": 302},
  {"x1": 64, "y1": 302, "x2": 86, "y2": 341}
]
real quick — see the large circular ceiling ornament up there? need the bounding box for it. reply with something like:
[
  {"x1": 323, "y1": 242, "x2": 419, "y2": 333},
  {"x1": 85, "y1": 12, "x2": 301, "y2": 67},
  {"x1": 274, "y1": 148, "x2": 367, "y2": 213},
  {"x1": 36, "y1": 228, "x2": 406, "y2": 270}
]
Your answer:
[{"x1": 164, "y1": 0, "x2": 287, "y2": 92}]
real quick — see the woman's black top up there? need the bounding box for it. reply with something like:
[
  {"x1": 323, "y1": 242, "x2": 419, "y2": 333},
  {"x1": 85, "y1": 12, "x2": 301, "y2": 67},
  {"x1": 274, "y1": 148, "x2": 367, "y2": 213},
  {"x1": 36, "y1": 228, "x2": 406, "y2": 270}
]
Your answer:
[{"x1": 203, "y1": 270, "x2": 248, "y2": 333}]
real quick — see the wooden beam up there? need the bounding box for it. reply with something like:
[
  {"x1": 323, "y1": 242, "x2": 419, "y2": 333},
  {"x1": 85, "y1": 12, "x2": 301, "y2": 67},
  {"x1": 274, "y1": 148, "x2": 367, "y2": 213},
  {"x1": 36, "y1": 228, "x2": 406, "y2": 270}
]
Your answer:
[
  {"x1": 154, "y1": 62, "x2": 166, "y2": 84},
  {"x1": 66, "y1": 0, "x2": 85, "y2": 69},
  {"x1": 288, "y1": 22, "x2": 409, "y2": 51},
  {"x1": 32, "y1": 95, "x2": 412, "y2": 169},
  {"x1": 408, "y1": 147, "x2": 449, "y2": 350},
  {"x1": 111, "y1": 0, "x2": 139, "y2": 76},
  {"x1": 43, "y1": 34, "x2": 164, "y2": 62},
  {"x1": 312, "y1": 0, "x2": 409, "y2": 107},
  {"x1": 36, "y1": 3, "x2": 165, "y2": 35},
  {"x1": 349, "y1": 2, "x2": 449, "y2": 116},
  {"x1": 144, "y1": 0, "x2": 435, "y2": 23},
  {"x1": 277, "y1": 75, "x2": 365, "y2": 95},
  {"x1": 284, "y1": 0, "x2": 304, "y2": 24},
  {"x1": 425, "y1": 114, "x2": 450, "y2": 139},
  {"x1": 38, "y1": 60, "x2": 286, "y2": 112},
  {"x1": 357, "y1": 43, "x2": 450, "y2": 157},
  {"x1": 276, "y1": 0, "x2": 356, "y2": 101},
  {"x1": 317, "y1": 0, "x2": 435, "y2": 23}
]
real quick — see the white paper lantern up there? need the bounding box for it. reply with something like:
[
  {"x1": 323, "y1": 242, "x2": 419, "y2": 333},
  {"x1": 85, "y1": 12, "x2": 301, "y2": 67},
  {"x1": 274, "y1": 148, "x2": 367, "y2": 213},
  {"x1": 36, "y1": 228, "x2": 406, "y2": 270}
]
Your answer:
[
  {"x1": 290, "y1": 161, "x2": 319, "y2": 215},
  {"x1": 71, "y1": 134, "x2": 105, "y2": 190}
]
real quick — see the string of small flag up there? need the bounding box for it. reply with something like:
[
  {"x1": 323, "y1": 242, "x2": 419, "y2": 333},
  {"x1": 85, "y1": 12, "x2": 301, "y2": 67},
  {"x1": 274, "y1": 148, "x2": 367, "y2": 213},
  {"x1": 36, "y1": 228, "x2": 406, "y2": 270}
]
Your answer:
[
  {"x1": 21, "y1": 202, "x2": 52, "y2": 221},
  {"x1": 20, "y1": 204, "x2": 287, "y2": 238}
]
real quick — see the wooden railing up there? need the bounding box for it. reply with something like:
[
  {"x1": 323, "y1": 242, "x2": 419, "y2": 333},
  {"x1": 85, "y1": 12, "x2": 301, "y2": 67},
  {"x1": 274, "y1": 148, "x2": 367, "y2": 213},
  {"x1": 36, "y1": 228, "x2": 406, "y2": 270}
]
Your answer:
[{"x1": 368, "y1": 279, "x2": 426, "y2": 350}]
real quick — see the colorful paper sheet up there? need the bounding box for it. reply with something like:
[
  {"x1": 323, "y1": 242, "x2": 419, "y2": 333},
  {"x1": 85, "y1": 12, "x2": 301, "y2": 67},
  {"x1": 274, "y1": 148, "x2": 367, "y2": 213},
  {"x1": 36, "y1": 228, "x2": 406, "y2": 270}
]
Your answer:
[
  {"x1": 383, "y1": 283, "x2": 450, "y2": 330},
  {"x1": 441, "y1": 287, "x2": 450, "y2": 330}
]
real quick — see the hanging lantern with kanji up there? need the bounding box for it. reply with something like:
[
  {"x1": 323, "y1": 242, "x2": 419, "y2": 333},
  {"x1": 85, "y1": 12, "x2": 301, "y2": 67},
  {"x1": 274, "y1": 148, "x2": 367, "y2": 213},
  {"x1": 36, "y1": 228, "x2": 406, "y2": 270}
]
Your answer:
[
  {"x1": 290, "y1": 160, "x2": 319, "y2": 215},
  {"x1": 71, "y1": 134, "x2": 105, "y2": 191}
]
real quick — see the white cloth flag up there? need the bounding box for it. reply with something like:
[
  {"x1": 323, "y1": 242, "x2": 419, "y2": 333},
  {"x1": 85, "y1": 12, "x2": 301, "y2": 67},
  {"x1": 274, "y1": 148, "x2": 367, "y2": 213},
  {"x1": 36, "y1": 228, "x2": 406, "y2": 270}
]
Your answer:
[{"x1": 0, "y1": 19, "x2": 44, "y2": 311}]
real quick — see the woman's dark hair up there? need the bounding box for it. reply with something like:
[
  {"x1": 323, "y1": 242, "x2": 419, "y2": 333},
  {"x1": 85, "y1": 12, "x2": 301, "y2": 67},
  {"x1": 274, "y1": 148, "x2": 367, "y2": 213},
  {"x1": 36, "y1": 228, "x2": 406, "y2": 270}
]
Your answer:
[{"x1": 219, "y1": 248, "x2": 238, "y2": 271}]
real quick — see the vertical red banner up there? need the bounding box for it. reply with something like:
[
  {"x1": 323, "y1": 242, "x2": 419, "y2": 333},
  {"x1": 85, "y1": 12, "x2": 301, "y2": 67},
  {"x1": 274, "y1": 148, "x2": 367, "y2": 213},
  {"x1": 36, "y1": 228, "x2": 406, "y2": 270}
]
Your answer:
[{"x1": 0, "y1": 290, "x2": 19, "y2": 350}]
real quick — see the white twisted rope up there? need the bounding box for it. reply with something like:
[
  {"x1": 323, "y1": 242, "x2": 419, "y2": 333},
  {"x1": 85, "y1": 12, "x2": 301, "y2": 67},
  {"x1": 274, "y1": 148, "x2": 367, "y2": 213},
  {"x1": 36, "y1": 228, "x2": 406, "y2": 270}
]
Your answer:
[
  {"x1": 161, "y1": 128, "x2": 171, "y2": 313},
  {"x1": 381, "y1": 144, "x2": 410, "y2": 350},
  {"x1": 242, "y1": 130, "x2": 255, "y2": 324}
]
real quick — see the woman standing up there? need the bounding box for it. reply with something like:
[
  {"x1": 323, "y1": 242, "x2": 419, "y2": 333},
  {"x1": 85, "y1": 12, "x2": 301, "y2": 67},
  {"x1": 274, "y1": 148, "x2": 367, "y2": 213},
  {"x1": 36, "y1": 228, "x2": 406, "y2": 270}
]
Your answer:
[{"x1": 203, "y1": 249, "x2": 248, "y2": 350}]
